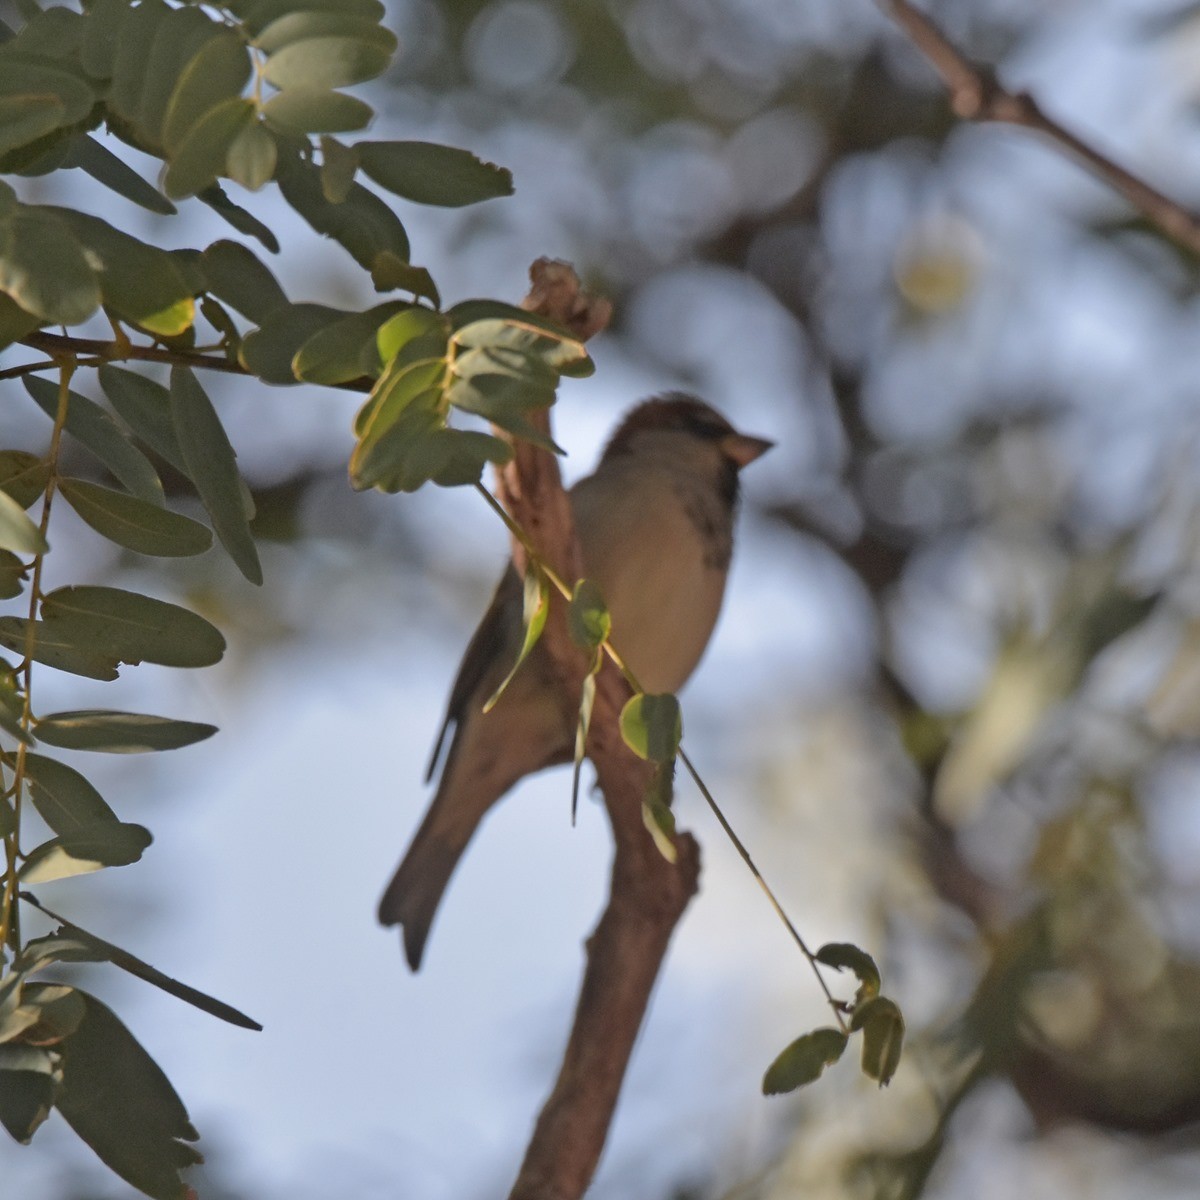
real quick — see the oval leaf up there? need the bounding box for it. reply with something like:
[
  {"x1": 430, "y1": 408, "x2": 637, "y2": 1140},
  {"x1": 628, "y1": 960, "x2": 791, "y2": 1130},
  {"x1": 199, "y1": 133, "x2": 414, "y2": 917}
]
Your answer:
[
  {"x1": 169, "y1": 368, "x2": 262, "y2": 585},
  {"x1": 23, "y1": 374, "x2": 165, "y2": 505},
  {"x1": 263, "y1": 34, "x2": 394, "y2": 91},
  {"x1": 58, "y1": 478, "x2": 213, "y2": 558},
  {"x1": 23, "y1": 752, "x2": 118, "y2": 834},
  {"x1": 199, "y1": 239, "x2": 288, "y2": 324},
  {"x1": 762, "y1": 1027, "x2": 849, "y2": 1095},
  {"x1": 96, "y1": 366, "x2": 189, "y2": 476},
  {"x1": 619, "y1": 693, "x2": 683, "y2": 764},
  {"x1": 34, "y1": 710, "x2": 218, "y2": 754},
  {"x1": 56, "y1": 991, "x2": 202, "y2": 1198},
  {"x1": 851, "y1": 996, "x2": 905, "y2": 1087},
  {"x1": 261, "y1": 87, "x2": 373, "y2": 135},
  {"x1": 41, "y1": 585, "x2": 226, "y2": 668},
  {"x1": 356, "y1": 141, "x2": 514, "y2": 207},
  {"x1": 0, "y1": 618, "x2": 121, "y2": 681}
]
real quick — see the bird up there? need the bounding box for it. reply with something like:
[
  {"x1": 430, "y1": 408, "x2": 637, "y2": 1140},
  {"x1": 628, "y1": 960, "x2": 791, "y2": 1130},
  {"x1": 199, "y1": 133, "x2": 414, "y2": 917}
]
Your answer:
[{"x1": 378, "y1": 393, "x2": 773, "y2": 970}]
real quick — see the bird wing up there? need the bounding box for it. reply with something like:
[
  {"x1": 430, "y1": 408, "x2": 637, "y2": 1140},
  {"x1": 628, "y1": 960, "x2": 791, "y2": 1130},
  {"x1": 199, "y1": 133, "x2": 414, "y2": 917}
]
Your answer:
[{"x1": 425, "y1": 564, "x2": 522, "y2": 783}]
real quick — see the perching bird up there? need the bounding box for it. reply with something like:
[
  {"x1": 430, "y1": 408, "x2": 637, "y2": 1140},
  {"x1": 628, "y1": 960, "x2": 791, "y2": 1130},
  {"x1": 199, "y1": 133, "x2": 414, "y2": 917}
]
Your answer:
[{"x1": 378, "y1": 394, "x2": 773, "y2": 969}]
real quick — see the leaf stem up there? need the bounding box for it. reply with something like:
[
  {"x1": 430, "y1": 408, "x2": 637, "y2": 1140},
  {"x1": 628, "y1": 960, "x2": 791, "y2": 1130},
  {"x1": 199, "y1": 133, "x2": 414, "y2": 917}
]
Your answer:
[{"x1": 0, "y1": 357, "x2": 73, "y2": 954}]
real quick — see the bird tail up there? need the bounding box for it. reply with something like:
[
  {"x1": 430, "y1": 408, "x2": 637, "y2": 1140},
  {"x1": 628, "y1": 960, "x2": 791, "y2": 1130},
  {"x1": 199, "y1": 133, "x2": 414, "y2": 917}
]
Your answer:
[{"x1": 377, "y1": 803, "x2": 472, "y2": 971}]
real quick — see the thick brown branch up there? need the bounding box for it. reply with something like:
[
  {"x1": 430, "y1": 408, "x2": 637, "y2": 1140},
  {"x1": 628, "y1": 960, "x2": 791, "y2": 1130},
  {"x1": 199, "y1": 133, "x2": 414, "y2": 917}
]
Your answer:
[
  {"x1": 879, "y1": 0, "x2": 1200, "y2": 256},
  {"x1": 500, "y1": 261, "x2": 700, "y2": 1200}
]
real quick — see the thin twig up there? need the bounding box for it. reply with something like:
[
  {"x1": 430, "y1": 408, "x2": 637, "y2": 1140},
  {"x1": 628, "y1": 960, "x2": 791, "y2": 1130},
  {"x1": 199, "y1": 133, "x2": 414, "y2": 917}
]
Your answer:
[{"x1": 878, "y1": 0, "x2": 1200, "y2": 256}]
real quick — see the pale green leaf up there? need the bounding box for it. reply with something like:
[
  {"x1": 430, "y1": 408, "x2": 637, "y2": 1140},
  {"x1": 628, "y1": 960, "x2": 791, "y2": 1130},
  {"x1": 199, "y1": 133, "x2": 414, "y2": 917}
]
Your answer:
[
  {"x1": 97, "y1": 367, "x2": 189, "y2": 476},
  {"x1": 261, "y1": 87, "x2": 373, "y2": 135},
  {"x1": 619, "y1": 693, "x2": 683, "y2": 764},
  {"x1": 263, "y1": 34, "x2": 394, "y2": 91},
  {"x1": 0, "y1": 450, "x2": 48, "y2": 509},
  {"x1": 225, "y1": 120, "x2": 277, "y2": 191},
  {"x1": 0, "y1": 206, "x2": 101, "y2": 325},
  {"x1": 163, "y1": 97, "x2": 255, "y2": 200},
  {"x1": 484, "y1": 567, "x2": 550, "y2": 713},
  {"x1": 162, "y1": 30, "x2": 252, "y2": 153},
  {"x1": 0, "y1": 490, "x2": 45, "y2": 555},
  {"x1": 239, "y1": 301, "x2": 345, "y2": 383}
]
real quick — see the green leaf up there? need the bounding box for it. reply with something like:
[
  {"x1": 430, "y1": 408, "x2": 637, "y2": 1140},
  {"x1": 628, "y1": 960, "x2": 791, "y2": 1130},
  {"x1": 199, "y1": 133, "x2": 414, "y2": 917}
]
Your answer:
[
  {"x1": 235, "y1": 0, "x2": 386, "y2": 37},
  {"x1": 0, "y1": 550, "x2": 25, "y2": 600},
  {"x1": 369, "y1": 250, "x2": 440, "y2": 305},
  {"x1": 162, "y1": 30, "x2": 252, "y2": 153},
  {"x1": 0, "y1": 618, "x2": 120, "y2": 681},
  {"x1": 641, "y1": 763, "x2": 678, "y2": 863},
  {"x1": 23, "y1": 752, "x2": 118, "y2": 834},
  {"x1": 239, "y1": 301, "x2": 346, "y2": 384},
  {"x1": 23, "y1": 375, "x2": 165, "y2": 505},
  {"x1": 225, "y1": 120, "x2": 277, "y2": 191},
  {"x1": 263, "y1": 33, "x2": 395, "y2": 91},
  {"x1": 356, "y1": 140, "x2": 514, "y2": 207},
  {"x1": 199, "y1": 239, "x2": 288, "y2": 324},
  {"x1": 762, "y1": 1028, "x2": 848, "y2": 1095},
  {"x1": 349, "y1": 356, "x2": 446, "y2": 481},
  {"x1": 96, "y1": 367, "x2": 189, "y2": 476},
  {"x1": 163, "y1": 97, "x2": 255, "y2": 200},
  {"x1": 275, "y1": 149, "x2": 410, "y2": 271},
  {"x1": 485, "y1": 568, "x2": 550, "y2": 714},
  {"x1": 20, "y1": 822, "x2": 153, "y2": 882},
  {"x1": 0, "y1": 206, "x2": 101, "y2": 325},
  {"x1": 56, "y1": 990, "x2": 202, "y2": 1200},
  {"x1": 319, "y1": 134, "x2": 358, "y2": 202},
  {"x1": 197, "y1": 183, "x2": 280, "y2": 253},
  {"x1": 0, "y1": 450, "x2": 49, "y2": 509},
  {"x1": 0, "y1": 292, "x2": 43, "y2": 352},
  {"x1": 291, "y1": 301, "x2": 406, "y2": 385},
  {"x1": 0, "y1": 1043, "x2": 57, "y2": 1144},
  {"x1": 135, "y1": 5, "x2": 225, "y2": 149},
  {"x1": 169, "y1": 368, "x2": 262, "y2": 585},
  {"x1": 79, "y1": 0, "x2": 132, "y2": 82},
  {"x1": 255, "y1": 9, "x2": 395, "y2": 54},
  {"x1": 34, "y1": 710, "x2": 217, "y2": 754},
  {"x1": 65, "y1": 135, "x2": 177, "y2": 216},
  {"x1": 0, "y1": 670, "x2": 32, "y2": 745},
  {"x1": 619, "y1": 693, "x2": 683, "y2": 764},
  {"x1": 0, "y1": 797, "x2": 15, "y2": 837},
  {"x1": 107, "y1": 0, "x2": 172, "y2": 129},
  {"x1": 352, "y1": 385, "x2": 510, "y2": 493},
  {"x1": 59, "y1": 479, "x2": 212, "y2": 558},
  {"x1": 374, "y1": 306, "x2": 448, "y2": 374},
  {"x1": 41, "y1": 585, "x2": 226, "y2": 669},
  {"x1": 0, "y1": 94, "x2": 64, "y2": 160},
  {"x1": 0, "y1": 490, "x2": 46, "y2": 555},
  {"x1": 49, "y1": 208, "x2": 196, "y2": 338},
  {"x1": 816, "y1": 942, "x2": 882, "y2": 1003},
  {"x1": 568, "y1": 579, "x2": 611, "y2": 651},
  {"x1": 851, "y1": 996, "x2": 905, "y2": 1086},
  {"x1": 0, "y1": 59, "x2": 94, "y2": 127},
  {"x1": 261, "y1": 87, "x2": 373, "y2": 135},
  {"x1": 17, "y1": 900, "x2": 262, "y2": 1031},
  {"x1": 453, "y1": 316, "x2": 592, "y2": 376}
]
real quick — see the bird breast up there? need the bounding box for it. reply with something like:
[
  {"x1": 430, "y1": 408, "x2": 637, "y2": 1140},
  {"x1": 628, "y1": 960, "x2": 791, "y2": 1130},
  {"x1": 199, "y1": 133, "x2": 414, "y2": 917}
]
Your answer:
[{"x1": 569, "y1": 457, "x2": 732, "y2": 695}]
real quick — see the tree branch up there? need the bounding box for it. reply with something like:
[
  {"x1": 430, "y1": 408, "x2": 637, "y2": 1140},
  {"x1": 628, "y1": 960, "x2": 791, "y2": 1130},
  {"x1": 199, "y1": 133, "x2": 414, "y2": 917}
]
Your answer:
[
  {"x1": 878, "y1": 0, "x2": 1200, "y2": 256},
  {"x1": 498, "y1": 260, "x2": 701, "y2": 1200}
]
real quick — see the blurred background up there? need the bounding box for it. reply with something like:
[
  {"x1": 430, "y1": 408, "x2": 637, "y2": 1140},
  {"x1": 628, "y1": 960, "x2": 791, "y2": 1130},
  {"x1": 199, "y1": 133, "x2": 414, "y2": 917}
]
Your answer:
[{"x1": 7, "y1": 0, "x2": 1200, "y2": 1196}]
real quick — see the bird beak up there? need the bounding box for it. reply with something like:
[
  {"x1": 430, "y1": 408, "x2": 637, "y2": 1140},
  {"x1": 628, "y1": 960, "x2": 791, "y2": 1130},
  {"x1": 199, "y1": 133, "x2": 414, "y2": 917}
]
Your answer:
[{"x1": 721, "y1": 432, "x2": 775, "y2": 468}]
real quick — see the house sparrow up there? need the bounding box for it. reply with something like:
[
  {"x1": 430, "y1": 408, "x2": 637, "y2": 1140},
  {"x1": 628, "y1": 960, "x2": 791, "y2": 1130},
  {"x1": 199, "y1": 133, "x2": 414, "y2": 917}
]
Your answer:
[{"x1": 378, "y1": 394, "x2": 773, "y2": 969}]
